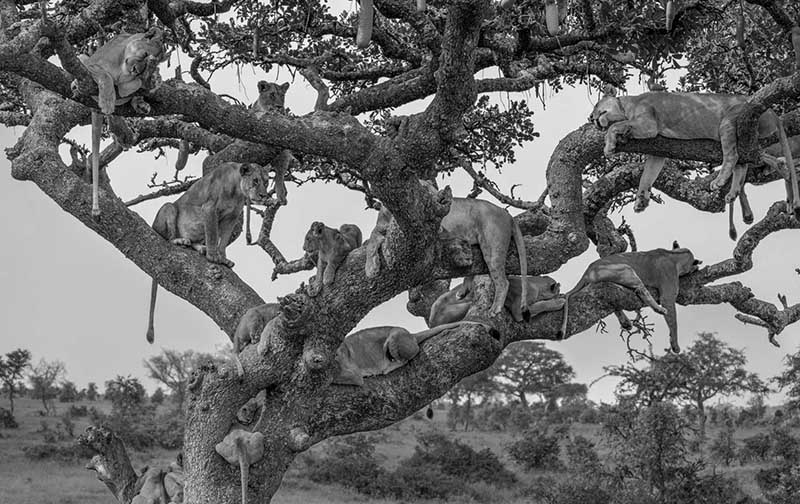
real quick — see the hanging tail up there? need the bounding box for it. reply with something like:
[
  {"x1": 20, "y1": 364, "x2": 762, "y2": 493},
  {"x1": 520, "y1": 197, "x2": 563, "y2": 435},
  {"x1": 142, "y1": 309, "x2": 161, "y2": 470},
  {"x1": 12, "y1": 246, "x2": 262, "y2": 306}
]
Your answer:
[{"x1": 146, "y1": 278, "x2": 157, "y2": 343}]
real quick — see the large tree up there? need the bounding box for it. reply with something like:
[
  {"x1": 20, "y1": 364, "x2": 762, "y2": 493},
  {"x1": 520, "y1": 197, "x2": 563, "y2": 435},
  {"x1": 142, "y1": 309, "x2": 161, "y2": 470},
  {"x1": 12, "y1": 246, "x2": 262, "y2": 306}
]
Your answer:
[
  {"x1": 607, "y1": 332, "x2": 768, "y2": 440},
  {"x1": 493, "y1": 340, "x2": 584, "y2": 411},
  {"x1": 2, "y1": 0, "x2": 800, "y2": 503}
]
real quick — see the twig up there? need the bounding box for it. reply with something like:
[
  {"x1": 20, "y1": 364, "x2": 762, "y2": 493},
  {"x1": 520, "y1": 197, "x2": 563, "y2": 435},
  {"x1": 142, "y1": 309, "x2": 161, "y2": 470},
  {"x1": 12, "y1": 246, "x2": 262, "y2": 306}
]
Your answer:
[
  {"x1": 460, "y1": 159, "x2": 542, "y2": 210},
  {"x1": 125, "y1": 179, "x2": 197, "y2": 206}
]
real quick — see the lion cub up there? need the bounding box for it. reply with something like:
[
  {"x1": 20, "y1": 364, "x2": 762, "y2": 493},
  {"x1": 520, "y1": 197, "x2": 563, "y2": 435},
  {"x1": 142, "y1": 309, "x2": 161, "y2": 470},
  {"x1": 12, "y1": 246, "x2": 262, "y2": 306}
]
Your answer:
[
  {"x1": 303, "y1": 222, "x2": 363, "y2": 296},
  {"x1": 146, "y1": 162, "x2": 271, "y2": 343}
]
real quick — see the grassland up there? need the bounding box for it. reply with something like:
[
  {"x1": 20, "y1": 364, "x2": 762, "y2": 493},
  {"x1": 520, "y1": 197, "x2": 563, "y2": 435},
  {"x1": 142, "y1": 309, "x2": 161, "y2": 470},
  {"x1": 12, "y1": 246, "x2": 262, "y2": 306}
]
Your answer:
[{"x1": 0, "y1": 398, "x2": 793, "y2": 503}]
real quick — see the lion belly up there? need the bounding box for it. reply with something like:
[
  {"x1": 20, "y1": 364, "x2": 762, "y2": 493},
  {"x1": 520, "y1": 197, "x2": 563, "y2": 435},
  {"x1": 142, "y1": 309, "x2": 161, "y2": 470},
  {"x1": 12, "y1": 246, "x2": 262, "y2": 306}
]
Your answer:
[
  {"x1": 441, "y1": 198, "x2": 510, "y2": 245},
  {"x1": 629, "y1": 93, "x2": 749, "y2": 140}
]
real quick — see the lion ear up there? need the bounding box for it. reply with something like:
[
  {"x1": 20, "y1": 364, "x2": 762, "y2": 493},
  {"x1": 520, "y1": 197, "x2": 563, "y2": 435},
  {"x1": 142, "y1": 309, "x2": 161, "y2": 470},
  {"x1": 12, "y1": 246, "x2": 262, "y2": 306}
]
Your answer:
[
  {"x1": 693, "y1": 259, "x2": 703, "y2": 265},
  {"x1": 239, "y1": 163, "x2": 251, "y2": 176},
  {"x1": 280, "y1": 82, "x2": 289, "y2": 92},
  {"x1": 672, "y1": 240, "x2": 680, "y2": 249},
  {"x1": 602, "y1": 84, "x2": 618, "y2": 97}
]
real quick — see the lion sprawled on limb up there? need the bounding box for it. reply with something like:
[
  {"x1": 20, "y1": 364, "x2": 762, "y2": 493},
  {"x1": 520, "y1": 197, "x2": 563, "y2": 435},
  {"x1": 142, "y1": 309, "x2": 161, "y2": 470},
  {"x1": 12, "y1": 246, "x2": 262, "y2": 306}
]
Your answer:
[
  {"x1": 428, "y1": 275, "x2": 562, "y2": 327},
  {"x1": 74, "y1": 28, "x2": 167, "y2": 217},
  {"x1": 590, "y1": 89, "x2": 800, "y2": 233},
  {"x1": 560, "y1": 241, "x2": 702, "y2": 353},
  {"x1": 333, "y1": 321, "x2": 498, "y2": 386}
]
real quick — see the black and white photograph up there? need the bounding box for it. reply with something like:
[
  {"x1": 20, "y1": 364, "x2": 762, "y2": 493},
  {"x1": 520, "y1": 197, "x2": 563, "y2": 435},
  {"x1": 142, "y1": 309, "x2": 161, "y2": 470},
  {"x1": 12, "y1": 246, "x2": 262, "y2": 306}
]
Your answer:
[{"x1": 1, "y1": 0, "x2": 800, "y2": 503}]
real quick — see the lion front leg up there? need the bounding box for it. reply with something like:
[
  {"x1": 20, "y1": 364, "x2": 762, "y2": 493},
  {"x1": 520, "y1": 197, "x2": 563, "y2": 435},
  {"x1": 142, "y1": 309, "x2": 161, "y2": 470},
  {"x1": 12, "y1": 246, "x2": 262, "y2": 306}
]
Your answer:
[
  {"x1": 603, "y1": 122, "x2": 632, "y2": 157},
  {"x1": 634, "y1": 155, "x2": 666, "y2": 212}
]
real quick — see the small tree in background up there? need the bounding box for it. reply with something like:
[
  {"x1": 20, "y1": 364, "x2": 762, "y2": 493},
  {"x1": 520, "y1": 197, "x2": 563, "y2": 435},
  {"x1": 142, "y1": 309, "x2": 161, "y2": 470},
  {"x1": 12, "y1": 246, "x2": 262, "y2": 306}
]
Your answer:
[
  {"x1": 85, "y1": 382, "x2": 99, "y2": 401},
  {"x1": 0, "y1": 348, "x2": 31, "y2": 413},
  {"x1": 58, "y1": 380, "x2": 79, "y2": 403},
  {"x1": 607, "y1": 332, "x2": 767, "y2": 441},
  {"x1": 143, "y1": 349, "x2": 224, "y2": 409},
  {"x1": 151, "y1": 387, "x2": 165, "y2": 405},
  {"x1": 28, "y1": 359, "x2": 65, "y2": 415},
  {"x1": 774, "y1": 347, "x2": 800, "y2": 414},
  {"x1": 446, "y1": 368, "x2": 497, "y2": 431},
  {"x1": 104, "y1": 376, "x2": 146, "y2": 414},
  {"x1": 493, "y1": 341, "x2": 582, "y2": 411},
  {"x1": 709, "y1": 415, "x2": 737, "y2": 467}
]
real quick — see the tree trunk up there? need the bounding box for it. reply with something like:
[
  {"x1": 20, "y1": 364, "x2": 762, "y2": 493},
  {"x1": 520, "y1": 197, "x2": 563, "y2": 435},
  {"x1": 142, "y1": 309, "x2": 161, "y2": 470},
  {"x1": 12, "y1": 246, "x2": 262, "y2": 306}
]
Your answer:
[{"x1": 7, "y1": 388, "x2": 14, "y2": 413}]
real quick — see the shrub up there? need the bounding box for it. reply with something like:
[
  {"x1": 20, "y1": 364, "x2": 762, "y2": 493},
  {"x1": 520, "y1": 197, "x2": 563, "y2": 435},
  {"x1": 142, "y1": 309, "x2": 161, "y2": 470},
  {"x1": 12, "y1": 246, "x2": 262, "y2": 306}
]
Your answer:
[
  {"x1": 22, "y1": 442, "x2": 94, "y2": 462},
  {"x1": 508, "y1": 428, "x2": 562, "y2": 470},
  {"x1": 406, "y1": 432, "x2": 516, "y2": 486},
  {"x1": 566, "y1": 435, "x2": 601, "y2": 473},
  {"x1": 769, "y1": 426, "x2": 800, "y2": 464},
  {"x1": 302, "y1": 434, "x2": 387, "y2": 495},
  {"x1": 151, "y1": 387, "x2": 165, "y2": 405},
  {"x1": 709, "y1": 420, "x2": 737, "y2": 466},
  {"x1": 67, "y1": 405, "x2": 88, "y2": 417},
  {"x1": 739, "y1": 433, "x2": 772, "y2": 463},
  {"x1": 0, "y1": 407, "x2": 18, "y2": 428},
  {"x1": 378, "y1": 461, "x2": 462, "y2": 500},
  {"x1": 756, "y1": 463, "x2": 800, "y2": 504},
  {"x1": 528, "y1": 474, "x2": 611, "y2": 504}
]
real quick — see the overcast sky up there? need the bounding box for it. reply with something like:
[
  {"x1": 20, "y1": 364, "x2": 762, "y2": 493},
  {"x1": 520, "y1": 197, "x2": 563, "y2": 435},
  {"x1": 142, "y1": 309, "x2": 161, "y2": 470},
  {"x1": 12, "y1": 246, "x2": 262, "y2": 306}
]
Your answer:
[{"x1": 2, "y1": 18, "x2": 799, "y2": 407}]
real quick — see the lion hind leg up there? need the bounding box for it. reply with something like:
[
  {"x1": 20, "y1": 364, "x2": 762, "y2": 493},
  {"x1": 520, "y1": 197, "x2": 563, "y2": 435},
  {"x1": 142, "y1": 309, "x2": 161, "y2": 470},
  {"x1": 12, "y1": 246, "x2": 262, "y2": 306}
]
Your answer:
[
  {"x1": 597, "y1": 264, "x2": 666, "y2": 314},
  {"x1": 711, "y1": 114, "x2": 739, "y2": 190}
]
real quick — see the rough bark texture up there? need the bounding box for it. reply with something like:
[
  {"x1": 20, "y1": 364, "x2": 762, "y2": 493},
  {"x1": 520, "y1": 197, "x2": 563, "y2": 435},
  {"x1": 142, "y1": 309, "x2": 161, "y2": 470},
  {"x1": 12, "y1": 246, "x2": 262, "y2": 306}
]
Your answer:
[{"x1": 2, "y1": 0, "x2": 800, "y2": 503}]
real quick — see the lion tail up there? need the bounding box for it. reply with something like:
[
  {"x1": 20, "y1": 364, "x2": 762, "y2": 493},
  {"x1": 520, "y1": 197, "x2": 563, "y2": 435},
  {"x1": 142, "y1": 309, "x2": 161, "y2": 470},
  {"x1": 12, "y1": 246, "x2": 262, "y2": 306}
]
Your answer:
[
  {"x1": 511, "y1": 219, "x2": 529, "y2": 320},
  {"x1": 146, "y1": 278, "x2": 157, "y2": 344},
  {"x1": 777, "y1": 116, "x2": 800, "y2": 218},
  {"x1": 728, "y1": 200, "x2": 738, "y2": 241}
]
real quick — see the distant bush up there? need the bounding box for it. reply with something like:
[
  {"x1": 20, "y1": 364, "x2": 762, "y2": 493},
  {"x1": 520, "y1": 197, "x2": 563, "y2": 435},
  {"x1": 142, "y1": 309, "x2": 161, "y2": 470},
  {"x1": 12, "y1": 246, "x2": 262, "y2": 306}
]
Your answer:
[
  {"x1": 0, "y1": 407, "x2": 18, "y2": 429},
  {"x1": 769, "y1": 426, "x2": 800, "y2": 464},
  {"x1": 526, "y1": 474, "x2": 611, "y2": 504},
  {"x1": 566, "y1": 435, "x2": 601, "y2": 473},
  {"x1": 507, "y1": 427, "x2": 562, "y2": 470},
  {"x1": 303, "y1": 434, "x2": 387, "y2": 495},
  {"x1": 22, "y1": 442, "x2": 94, "y2": 462},
  {"x1": 756, "y1": 463, "x2": 800, "y2": 504},
  {"x1": 302, "y1": 431, "x2": 515, "y2": 501},
  {"x1": 67, "y1": 405, "x2": 89, "y2": 417},
  {"x1": 709, "y1": 420, "x2": 737, "y2": 466},
  {"x1": 403, "y1": 431, "x2": 516, "y2": 486},
  {"x1": 739, "y1": 433, "x2": 772, "y2": 463}
]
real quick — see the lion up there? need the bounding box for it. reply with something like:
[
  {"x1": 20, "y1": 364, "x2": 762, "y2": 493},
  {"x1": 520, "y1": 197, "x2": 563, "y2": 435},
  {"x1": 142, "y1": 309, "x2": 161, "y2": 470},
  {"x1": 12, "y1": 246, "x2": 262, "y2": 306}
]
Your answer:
[
  {"x1": 560, "y1": 241, "x2": 702, "y2": 353},
  {"x1": 232, "y1": 303, "x2": 281, "y2": 378},
  {"x1": 146, "y1": 163, "x2": 271, "y2": 343},
  {"x1": 130, "y1": 466, "x2": 169, "y2": 504},
  {"x1": 303, "y1": 222, "x2": 363, "y2": 296},
  {"x1": 589, "y1": 89, "x2": 800, "y2": 221},
  {"x1": 333, "y1": 321, "x2": 498, "y2": 386},
  {"x1": 419, "y1": 182, "x2": 530, "y2": 320},
  {"x1": 76, "y1": 28, "x2": 167, "y2": 217},
  {"x1": 428, "y1": 275, "x2": 562, "y2": 326}
]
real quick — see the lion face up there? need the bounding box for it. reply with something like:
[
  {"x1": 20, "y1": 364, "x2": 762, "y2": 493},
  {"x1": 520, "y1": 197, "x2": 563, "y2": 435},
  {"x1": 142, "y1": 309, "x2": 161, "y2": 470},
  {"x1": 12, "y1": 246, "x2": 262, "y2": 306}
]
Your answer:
[
  {"x1": 671, "y1": 243, "x2": 702, "y2": 275},
  {"x1": 256, "y1": 81, "x2": 290, "y2": 110},
  {"x1": 589, "y1": 95, "x2": 626, "y2": 130},
  {"x1": 238, "y1": 163, "x2": 271, "y2": 204},
  {"x1": 302, "y1": 222, "x2": 325, "y2": 254}
]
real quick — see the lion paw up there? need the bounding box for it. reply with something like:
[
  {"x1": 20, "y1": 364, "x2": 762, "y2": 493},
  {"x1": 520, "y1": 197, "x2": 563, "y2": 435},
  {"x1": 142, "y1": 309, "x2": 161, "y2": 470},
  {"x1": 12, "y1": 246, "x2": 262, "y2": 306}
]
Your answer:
[
  {"x1": 130, "y1": 96, "x2": 151, "y2": 115},
  {"x1": 709, "y1": 174, "x2": 728, "y2": 190},
  {"x1": 653, "y1": 304, "x2": 668, "y2": 315},
  {"x1": 633, "y1": 194, "x2": 649, "y2": 213},
  {"x1": 172, "y1": 238, "x2": 192, "y2": 247}
]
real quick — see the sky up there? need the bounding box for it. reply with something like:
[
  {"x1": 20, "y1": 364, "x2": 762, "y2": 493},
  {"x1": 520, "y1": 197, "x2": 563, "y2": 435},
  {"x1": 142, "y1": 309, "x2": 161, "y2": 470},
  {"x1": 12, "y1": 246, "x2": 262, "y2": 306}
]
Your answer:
[{"x1": 1, "y1": 8, "x2": 799, "y2": 407}]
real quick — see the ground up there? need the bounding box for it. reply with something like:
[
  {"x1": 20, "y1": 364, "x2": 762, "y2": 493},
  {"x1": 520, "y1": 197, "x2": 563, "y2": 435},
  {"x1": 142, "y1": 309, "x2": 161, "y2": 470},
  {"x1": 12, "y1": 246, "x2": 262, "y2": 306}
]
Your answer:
[{"x1": 0, "y1": 397, "x2": 793, "y2": 503}]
